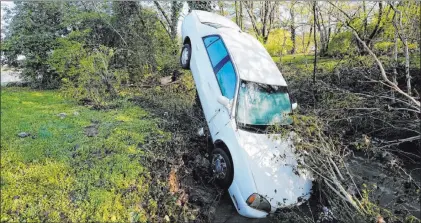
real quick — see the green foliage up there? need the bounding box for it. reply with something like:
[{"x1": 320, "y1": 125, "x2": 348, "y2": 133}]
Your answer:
[
  {"x1": 48, "y1": 37, "x2": 128, "y2": 108},
  {"x1": 111, "y1": 3, "x2": 178, "y2": 82},
  {"x1": 264, "y1": 29, "x2": 293, "y2": 56},
  {"x1": 187, "y1": 1, "x2": 214, "y2": 12},
  {"x1": 2, "y1": 2, "x2": 66, "y2": 88},
  {"x1": 327, "y1": 31, "x2": 355, "y2": 57}
]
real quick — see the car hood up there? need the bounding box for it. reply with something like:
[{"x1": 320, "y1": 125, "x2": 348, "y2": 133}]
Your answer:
[{"x1": 236, "y1": 128, "x2": 312, "y2": 209}]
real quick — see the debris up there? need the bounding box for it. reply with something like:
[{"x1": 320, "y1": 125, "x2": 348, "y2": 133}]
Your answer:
[
  {"x1": 84, "y1": 123, "x2": 99, "y2": 137},
  {"x1": 316, "y1": 206, "x2": 335, "y2": 223},
  {"x1": 57, "y1": 113, "x2": 67, "y2": 119},
  {"x1": 17, "y1": 132, "x2": 30, "y2": 138},
  {"x1": 160, "y1": 76, "x2": 173, "y2": 85},
  {"x1": 377, "y1": 215, "x2": 386, "y2": 223},
  {"x1": 168, "y1": 168, "x2": 179, "y2": 194},
  {"x1": 197, "y1": 127, "x2": 205, "y2": 137}
]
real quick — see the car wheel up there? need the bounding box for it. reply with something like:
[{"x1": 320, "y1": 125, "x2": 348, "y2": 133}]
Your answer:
[
  {"x1": 211, "y1": 147, "x2": 233, "y2": 189},
  {"x1": 180, "y1": 44, "x2": 191, "y2": 69}
]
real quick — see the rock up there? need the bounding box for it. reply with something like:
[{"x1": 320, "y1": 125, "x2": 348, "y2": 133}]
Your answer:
[
  {"x1": 160, "y1": 76, "x2": 172, "y2": 85},
  {"x1": 84, "y1": 124, "x2": 99, "y2": 137},
  {"x1": 57, "y1": 113, "x2": 67, "y2": 119},
  {"x1": 376, "y1": 215, "x2": 386, "y2": 223},
  {"x1": 17, "y1": 132, "x2": 30, "y2": 138}
]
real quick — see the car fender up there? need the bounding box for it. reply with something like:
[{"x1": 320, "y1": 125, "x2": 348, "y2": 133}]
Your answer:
[{"x1": 212, "y1": 121, "x2": 257, "y2": 202}]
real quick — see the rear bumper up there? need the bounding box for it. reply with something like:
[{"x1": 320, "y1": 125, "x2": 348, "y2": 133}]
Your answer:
[{"x1": 228, "y1": 181, "x2": 268, "y2": 218}]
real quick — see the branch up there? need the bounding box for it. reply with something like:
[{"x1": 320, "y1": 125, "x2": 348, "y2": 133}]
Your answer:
[
  {"x1": 154, "y1": 1, "x2": 171, "y2": 27},
  {"x1": 244, "y1": 1, "x2": 261, "y2": 37},
  {"x1": 366, "y1": 2, "x2": 383, "y2": 46},
  {"x1": 330, "y1": 3, "x2": 420, "y2": 109}
]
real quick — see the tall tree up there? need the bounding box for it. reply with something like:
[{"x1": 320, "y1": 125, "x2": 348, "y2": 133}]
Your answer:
[
  {"x1": 289, "y1": 1, "x2": 297, "y2": 54},
  {"x1": 2, "y1": 2, "x2": 66, "y2": 88},
  {"x1": 153, "y1": 1, "x2": 183, "y2": 41},
  {"x1": 235, "y1": 1, "x2": 243, "y2": 30},
  {"x1": 390, "y1": 2, "x2": 411, "y2": 95},
  {"x1": 244, "y1": 1, "x2": 278, "y2": 43}
]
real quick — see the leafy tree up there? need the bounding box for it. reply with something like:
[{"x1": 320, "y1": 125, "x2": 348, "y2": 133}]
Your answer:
[
  {"x1": 187, "y1": 1, "x2": 214, "y2": 12},
  {"x1": 154, "y1": 1, "x2": 184, "y2": 41},
  {"x1": 2, "y1": 2, "x2": 66, "y2": 88},
  {"x1": 48, "y1": 32, "x2": 128, "y2": 108},
  {"x1": 111, "y1": 3, "x2": 176, "y2": 82}
]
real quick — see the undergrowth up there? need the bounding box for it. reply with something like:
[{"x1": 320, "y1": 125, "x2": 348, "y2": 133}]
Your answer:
[{"x1": 0, "y1": 87, "x2": 182, "y2": 222}]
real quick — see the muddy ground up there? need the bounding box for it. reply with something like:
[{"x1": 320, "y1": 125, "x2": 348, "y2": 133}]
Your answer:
[{"x1": 131, "y1": 84, "x2": 420, "y2": 222}]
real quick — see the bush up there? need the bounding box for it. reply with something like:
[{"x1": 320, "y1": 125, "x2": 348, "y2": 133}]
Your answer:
[
  {"x1": 49, "y1": 35, "x2": 128, "y2": 108},
  {"x1": 265, "y1": 29, "x2": 293, "y2": 56},
  {"x1": 327, "y1": 31, "x2": 355, "y2": 57}
]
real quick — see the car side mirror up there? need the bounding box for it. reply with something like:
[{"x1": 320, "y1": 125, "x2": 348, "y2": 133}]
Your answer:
[
  {"x1": 292, "y1": 102, "x2": 298, "y2": 110},
  {"x1": 217, "y1": 95, "x2": 230, "y2": 108}
]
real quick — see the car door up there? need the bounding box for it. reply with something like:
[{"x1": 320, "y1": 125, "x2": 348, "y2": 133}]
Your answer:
[{"x1": 202, "y1": 35, "x2": 238, "y2": 137}]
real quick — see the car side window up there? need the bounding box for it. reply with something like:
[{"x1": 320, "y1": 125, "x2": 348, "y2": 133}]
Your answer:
[
  {"x1": 203, "y1": 35, "x2": 237, "y2": 100},
  {"x1": 204, "y1": 37, "x2": 228, "y2": 67},
  {"x1": 216, "y1": 60, "x2": 237, "y2": 99},
  {"x1": 203, "y1": 36, "x2": 219, "y2": 47}
]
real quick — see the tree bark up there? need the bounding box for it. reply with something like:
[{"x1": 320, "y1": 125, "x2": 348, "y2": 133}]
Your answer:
[
  {"x1": 392, "y1": 9, "x2": 398, "y2": 102},
  {"x1": 306, "y1": 26, "x2": 313, "y2": 53},
  {"x1": 366, "y1": 1, "x2": 383, "y2": 48},
  {"x1": 239, "y1": 1, "x2": 243, "y2": 30},
  {"x1": 290, "y1": 5, "x2": 296, "y2": 54},
  {"x1": 245, "y1": 1, "x2": 277, "y2": 43},
  {"x1": 313, "y1": 1, "x2": 318, "y2": 107}
]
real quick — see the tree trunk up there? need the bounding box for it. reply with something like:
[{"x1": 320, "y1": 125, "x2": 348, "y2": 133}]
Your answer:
[
  {"x1": 235, "y1": 1, "x2": 239, "y2": 26},
  {"x1": 290, "y1": 6, "x2": 296, "y2": 54},
  {"x1": 394, "y1": 3, "x2": 412, "y2": 96},
  {"x1": 170, "y1": 2, "x2": 182, "y2": 40},
  {"x1": 392, "y1": 11, "x2": 398, "y2": 102},
  {"x1": 313, "y1": 1, "x2": 318, "y2": 107},
  {"x1": 404, "y1": 32, "x2": 411, "y2": 95},
  {"x1": 239, "y1": 1, "x2": 243, "y2": 30},
  {"x1": 218, "y1": 1, "x2": 224, "y2": 15},
  {"x1": 366, "y1": 1, "x2": 383, "y2": 48},
  {"x1": 306, "y1": 26, "x2": 313, "y2": 53}
]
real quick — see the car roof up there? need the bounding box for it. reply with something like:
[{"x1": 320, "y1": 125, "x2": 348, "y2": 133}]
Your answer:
[
  {"x1": 193, "y1": 10, "x2": 240, "y2": 30},
  {"x1": 192, "y1": 11, "x2": 287, "y2": 86}
]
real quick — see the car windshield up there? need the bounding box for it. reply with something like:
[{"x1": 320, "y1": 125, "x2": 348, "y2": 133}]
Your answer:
[{"x1": 236, "y1": 80, "x2": 293, "y2": 130}]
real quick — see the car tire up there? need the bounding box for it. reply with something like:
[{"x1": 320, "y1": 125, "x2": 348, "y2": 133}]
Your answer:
[
  {"x1": 211, "y1": 147, "x2": 234, "y2": 189},
  {"x1": 180, "y1": 44, "x2": 191, "y2": 69}
]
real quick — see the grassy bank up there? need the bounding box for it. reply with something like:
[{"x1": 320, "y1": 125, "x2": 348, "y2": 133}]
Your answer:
[{"x1": 0, "y1": 87, "x2": 169, "y2": 222}]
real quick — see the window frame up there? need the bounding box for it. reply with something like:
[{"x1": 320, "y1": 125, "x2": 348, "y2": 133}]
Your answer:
[{"x1": 202, "y1": 34, "x2": 238, "y2": 101}]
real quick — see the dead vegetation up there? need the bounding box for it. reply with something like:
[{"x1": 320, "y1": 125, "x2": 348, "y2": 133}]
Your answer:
[{"x1": 127, "y1": 75, "x2": 224, "y2": 222}]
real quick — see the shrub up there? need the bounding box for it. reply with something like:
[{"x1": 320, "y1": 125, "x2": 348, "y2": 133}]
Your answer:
[{"x1": 49, "y1": 35, "x2": 128, "y2": 108}]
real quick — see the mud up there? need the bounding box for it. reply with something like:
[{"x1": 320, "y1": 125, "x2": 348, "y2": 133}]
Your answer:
[{"x1": 130, "y1": 84, "x2": 420, "y2": 222}]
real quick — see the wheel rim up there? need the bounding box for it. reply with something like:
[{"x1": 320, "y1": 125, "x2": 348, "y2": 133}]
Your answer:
[
  {"x1": 212, "y1": 154, "x2": 227, "y2": 179},
  {"x1": 181, "y1": 47, "x2": 189, "y2": 65}
]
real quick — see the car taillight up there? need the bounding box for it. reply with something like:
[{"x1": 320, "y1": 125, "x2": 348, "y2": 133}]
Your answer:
[{"x1": 246, "y1": 193, "x2": 271, "y2": 213}]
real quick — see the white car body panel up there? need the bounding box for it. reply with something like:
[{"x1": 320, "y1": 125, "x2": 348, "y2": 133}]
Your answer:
[{"x1": 181, "y1": 10, "x2": 312, "y2": 218}]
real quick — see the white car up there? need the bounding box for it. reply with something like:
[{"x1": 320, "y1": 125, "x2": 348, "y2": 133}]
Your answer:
[{"x1": 180, "y1": 10, "x2": 312, "y2": 218}]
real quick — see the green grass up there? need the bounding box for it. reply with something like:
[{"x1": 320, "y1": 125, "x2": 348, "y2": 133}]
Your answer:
[
  {"x1": 273, "y1": 54, "x2": 343, "y2": 74},
  {"x1": 1, "y1": 87, "x2": 168, "y2": 222},
  {"x1": 273, "y1": 53, "x2": 420, "y2": 75}
]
